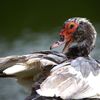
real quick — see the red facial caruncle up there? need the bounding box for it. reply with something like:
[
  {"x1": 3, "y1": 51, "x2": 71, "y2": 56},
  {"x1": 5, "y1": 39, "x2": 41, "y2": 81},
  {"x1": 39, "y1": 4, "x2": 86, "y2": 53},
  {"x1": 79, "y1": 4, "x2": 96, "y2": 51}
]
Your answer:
[
  {"x1": 60, "y1": 21, "x2": 79, "y2": 42},
  {"x1": 50, "y1": 20, "x2": 79, "y2": 53}
]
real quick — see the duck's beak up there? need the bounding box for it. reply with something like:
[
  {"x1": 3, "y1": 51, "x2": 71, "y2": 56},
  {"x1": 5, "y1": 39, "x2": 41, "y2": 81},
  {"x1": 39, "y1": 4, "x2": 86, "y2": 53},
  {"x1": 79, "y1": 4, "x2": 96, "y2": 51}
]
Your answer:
[
  {"x1": 50, "y1": 35, "x2": 65, "y2": 50},
  {"x1": 50, "y1": 35, "x2": 73, "y2": 53}
]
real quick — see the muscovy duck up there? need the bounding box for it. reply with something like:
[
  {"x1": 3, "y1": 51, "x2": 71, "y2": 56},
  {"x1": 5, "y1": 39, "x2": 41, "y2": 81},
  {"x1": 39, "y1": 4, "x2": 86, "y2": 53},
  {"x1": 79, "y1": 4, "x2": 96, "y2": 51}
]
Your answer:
[
  {"x1": 0, "y1": 17, "x2": 100, "y2": 100},
  {"x1": 30, "y1": 17, "x2": 100, "y2": 100}
]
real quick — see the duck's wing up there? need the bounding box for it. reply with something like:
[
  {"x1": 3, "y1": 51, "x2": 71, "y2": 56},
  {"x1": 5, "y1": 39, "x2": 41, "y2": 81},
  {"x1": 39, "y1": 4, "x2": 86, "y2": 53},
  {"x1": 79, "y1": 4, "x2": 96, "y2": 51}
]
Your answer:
[
  {"x1": 36, "y1": 57, "x2": 100, "y2": 99},
  {"x1": 0, "y1": 51, "x2": 67, "y2": 90},
  {"x1": 0, "y1": 50, "x2": 66, "y2": 78}
]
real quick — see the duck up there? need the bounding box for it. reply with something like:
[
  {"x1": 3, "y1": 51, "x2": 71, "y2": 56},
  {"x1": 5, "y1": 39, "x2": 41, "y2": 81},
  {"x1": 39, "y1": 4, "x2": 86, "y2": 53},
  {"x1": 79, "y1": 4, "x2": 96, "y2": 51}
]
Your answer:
[
  {"x1": 27, "y1": 17, "x2": 100, "y2": 100},
  {"x1": 0, "y1": 17, "x2": 100, "y2": 100}
]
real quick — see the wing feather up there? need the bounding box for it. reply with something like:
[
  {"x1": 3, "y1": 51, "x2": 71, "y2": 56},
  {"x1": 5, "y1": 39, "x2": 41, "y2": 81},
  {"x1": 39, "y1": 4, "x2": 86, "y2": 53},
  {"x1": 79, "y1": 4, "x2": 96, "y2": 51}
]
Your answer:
[{"x1": 36, "y1": 57, "x2": 100, "y2": 99}]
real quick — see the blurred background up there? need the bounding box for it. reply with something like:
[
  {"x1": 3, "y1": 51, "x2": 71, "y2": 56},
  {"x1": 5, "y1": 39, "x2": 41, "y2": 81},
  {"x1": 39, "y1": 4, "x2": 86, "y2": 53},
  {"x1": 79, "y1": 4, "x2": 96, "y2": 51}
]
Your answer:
[{"x1": 0, "y1": 0, "x2": 100, "y2": 100}]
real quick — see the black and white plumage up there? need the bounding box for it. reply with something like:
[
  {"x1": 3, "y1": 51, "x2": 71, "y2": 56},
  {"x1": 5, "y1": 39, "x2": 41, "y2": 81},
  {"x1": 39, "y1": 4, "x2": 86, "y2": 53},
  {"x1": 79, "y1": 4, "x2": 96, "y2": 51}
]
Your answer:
[
  {"x1": 51, "y1": 17, "x2": 96, "y2": 57},
  {"x1": 0, "y1": 17, "x2": 100, "y2": 100},
  {"x1": 0, "y1": 51, "x2": 66, "y2": 91},
  {"x1": 36, "y1": 57, "x2": 100, "y2": 100},
  {"x1": 31, "y1": 17, "x2": 100, "y2": 100}
]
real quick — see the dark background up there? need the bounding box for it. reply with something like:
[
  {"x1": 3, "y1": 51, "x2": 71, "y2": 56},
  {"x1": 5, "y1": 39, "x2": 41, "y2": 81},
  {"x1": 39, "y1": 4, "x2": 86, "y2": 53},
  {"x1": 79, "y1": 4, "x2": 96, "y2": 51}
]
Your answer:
[
  {"x1": 0, "y1": 0, "x2": 100, "y2": 100},
  {"x1": 0, "y1": 0, "x2": 100, "y2": 41}
]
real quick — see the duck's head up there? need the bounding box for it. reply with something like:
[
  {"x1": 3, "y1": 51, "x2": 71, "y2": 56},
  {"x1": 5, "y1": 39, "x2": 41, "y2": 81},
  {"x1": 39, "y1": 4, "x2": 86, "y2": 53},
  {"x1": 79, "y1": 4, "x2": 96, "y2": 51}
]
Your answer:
[{"x1": 50, "y1": 17, "x2": 97, "y2": 56}]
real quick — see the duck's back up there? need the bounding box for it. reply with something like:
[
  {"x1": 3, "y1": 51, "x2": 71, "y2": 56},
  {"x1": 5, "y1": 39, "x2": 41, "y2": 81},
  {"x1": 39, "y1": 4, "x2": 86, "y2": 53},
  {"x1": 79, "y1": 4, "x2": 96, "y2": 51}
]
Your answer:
[{"x1": 34, "y1": 56, "x2": 100, "y2": 100}]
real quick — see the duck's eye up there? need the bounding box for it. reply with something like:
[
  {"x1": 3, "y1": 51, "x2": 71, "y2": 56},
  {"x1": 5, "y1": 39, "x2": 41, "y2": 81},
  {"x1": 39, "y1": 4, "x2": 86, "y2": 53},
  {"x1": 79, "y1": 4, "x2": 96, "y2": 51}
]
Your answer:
[{"x1": 69, "y1": 24, "x2": 75, "y2": 29}]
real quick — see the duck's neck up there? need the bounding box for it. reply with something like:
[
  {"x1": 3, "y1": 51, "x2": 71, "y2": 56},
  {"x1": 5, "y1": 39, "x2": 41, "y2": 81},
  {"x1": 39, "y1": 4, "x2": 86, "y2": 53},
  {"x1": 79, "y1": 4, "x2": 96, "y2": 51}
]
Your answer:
[
  {"x1": 65, "y1": 42, "x2": 94, "y2": 59},
  {"x1": 66, "y1": 30, "x2": 96, "y2": 59}
]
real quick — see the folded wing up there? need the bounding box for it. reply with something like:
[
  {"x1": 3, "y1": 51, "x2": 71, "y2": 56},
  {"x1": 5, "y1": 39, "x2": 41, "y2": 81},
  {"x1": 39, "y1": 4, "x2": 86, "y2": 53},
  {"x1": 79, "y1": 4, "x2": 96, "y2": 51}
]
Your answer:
[{"x1": 36, "y1": 57, "x2": 100, "y2": 99}]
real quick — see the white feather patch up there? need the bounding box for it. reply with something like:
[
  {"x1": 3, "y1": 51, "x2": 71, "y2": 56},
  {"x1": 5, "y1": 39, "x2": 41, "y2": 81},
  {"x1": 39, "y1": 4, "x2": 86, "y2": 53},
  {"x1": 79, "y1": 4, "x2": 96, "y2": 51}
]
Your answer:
[
  {"x1": 3, "y1": 64, "x2": 27, "y2": 75},
  {"x1": 36, "y1": 60, "x2": 100, "y2": 99}
]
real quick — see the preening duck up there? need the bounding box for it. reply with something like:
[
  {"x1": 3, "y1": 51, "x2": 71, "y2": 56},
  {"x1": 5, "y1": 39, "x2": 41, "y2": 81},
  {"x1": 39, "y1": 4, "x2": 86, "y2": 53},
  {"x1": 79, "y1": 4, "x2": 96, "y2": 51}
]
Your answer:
[
  {"x1": 0, "y1": 17, "x2": 100, "y2": 100},
  {"x1": 51, "y1": 17, "x2": 96, "y2": 58},
  {"x1": 32, "y1": 17, "x2": 100, "y2": 100}
]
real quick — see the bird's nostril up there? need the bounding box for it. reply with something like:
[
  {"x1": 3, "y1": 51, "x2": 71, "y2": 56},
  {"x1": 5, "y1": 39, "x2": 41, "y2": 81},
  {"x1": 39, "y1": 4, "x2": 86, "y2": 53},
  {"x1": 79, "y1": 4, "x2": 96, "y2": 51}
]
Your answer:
[{"x1": 60, "y1": 35, "x2": 64, "y2": 41}]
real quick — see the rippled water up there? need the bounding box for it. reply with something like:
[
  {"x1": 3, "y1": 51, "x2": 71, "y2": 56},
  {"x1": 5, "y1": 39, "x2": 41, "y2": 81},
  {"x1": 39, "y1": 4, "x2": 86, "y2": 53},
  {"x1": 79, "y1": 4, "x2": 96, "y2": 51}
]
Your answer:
[{"x1": 0, "y1": 26, "x2": 100, "y2": 100}]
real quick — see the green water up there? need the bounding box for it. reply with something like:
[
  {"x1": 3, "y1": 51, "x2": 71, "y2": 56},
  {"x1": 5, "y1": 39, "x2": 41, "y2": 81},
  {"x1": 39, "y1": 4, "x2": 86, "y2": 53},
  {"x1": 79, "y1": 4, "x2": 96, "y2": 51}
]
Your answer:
[{"x1": 0, "y1": 0, "x2": 100, "y2": 41}]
